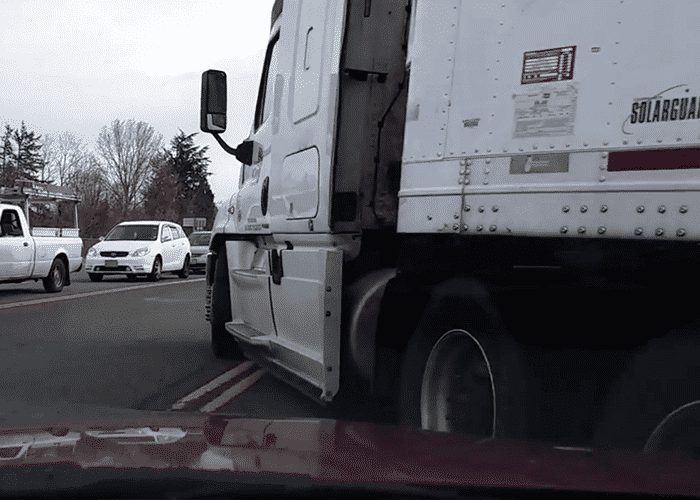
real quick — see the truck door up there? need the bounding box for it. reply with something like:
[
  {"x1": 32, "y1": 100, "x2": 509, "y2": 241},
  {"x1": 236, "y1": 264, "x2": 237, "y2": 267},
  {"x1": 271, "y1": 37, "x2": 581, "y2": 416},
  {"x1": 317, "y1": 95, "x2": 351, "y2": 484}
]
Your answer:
[
  {"x1": 0, "y1": 207, "x2": 33, "y2": 279},
  {"x1": 266, "y1": 0, "x2": 346, "y2": 400}
]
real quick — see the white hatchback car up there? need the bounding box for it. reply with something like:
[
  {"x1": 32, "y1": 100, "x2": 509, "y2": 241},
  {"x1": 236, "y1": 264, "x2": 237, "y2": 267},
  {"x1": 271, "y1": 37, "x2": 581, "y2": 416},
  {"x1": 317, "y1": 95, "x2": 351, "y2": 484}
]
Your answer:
[{"x1": 84, "y1": 221, "x2": 191, "y2": 282}]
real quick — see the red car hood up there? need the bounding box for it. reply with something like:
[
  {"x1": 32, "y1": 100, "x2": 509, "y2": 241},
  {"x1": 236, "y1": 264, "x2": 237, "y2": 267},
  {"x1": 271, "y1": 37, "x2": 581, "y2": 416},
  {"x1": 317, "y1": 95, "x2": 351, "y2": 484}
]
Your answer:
[{"x1": 0, "y1": 413, "x2": 698, "y2": 497}]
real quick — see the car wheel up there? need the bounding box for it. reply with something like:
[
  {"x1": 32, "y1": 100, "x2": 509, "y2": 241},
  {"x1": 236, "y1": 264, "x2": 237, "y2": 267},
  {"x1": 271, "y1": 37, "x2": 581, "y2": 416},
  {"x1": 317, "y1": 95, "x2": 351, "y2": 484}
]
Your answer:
[
  {"x1": 88, "y1": 273, "x2": 103, "y2": 283},
  {"x1": 211, "y1": 250, "x2": 243, "y2": 359},
  {"x1": 43, "y1": 258, "x2": 67, "y2": 293},
  {"x1": 148, "y1": 257, "x2": 162, "y2": 282},
  {"x1": 178, "y1": 255, "x2": 190, "y2": 279}
]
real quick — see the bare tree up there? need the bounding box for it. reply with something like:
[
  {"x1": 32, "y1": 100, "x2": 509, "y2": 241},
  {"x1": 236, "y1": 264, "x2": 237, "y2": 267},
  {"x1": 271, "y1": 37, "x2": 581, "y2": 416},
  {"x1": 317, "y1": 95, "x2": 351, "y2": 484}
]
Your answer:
[
  {"x1": 96, "y1": 119, "x2": 162, "y2": 217},
  {"x1": 39, "y1": 134, "x2": 55, "y2": 183},
  {"x1": 42, "y1": 131, "x2": 88, "y2": 185},
  {"x1": 69, "y1": 153, "x2": 115, "y2": 237}
]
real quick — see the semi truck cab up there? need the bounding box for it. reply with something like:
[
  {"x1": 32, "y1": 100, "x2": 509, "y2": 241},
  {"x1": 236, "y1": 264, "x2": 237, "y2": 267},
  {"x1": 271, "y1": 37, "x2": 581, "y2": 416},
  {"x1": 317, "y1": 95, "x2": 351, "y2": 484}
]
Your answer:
[{"x1": 200, "y1": 0, "x2": 700, "y2": 453}]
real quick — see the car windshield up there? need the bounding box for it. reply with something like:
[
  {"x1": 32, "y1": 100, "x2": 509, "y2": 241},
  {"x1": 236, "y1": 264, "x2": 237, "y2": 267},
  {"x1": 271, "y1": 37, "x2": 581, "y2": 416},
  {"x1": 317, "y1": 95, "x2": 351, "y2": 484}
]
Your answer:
[
  {"x1": 189, "y1": 233, "x2": 210, "y2": 246},
  {"x1": 1, "y1": 1, "x2": 700, "y2": 497},
  {"x1": 105, "y1": 225, "x2": 159, "y2": 241}
]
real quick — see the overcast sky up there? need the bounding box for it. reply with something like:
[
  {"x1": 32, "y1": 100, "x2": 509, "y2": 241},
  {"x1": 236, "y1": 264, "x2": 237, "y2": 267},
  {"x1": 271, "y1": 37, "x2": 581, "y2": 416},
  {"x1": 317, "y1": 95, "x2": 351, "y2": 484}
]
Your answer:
[{"x1": 0, "y1": 0, "x2": 274, "y2": 203}]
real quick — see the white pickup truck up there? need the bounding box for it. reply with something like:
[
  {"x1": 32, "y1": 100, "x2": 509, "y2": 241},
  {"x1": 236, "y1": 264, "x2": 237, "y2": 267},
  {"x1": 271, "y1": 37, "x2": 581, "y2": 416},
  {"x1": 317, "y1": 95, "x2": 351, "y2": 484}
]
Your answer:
[{"x1": 0, "y1": 183, "x2": 83, "y2": 292}]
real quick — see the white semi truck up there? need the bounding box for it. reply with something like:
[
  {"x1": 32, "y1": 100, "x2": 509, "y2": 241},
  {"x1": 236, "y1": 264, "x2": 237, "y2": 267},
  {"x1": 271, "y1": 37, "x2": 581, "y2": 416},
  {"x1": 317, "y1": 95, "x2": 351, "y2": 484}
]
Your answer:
[{"x1": 200, "y1": 0, "x2": 700, "y2": 452}]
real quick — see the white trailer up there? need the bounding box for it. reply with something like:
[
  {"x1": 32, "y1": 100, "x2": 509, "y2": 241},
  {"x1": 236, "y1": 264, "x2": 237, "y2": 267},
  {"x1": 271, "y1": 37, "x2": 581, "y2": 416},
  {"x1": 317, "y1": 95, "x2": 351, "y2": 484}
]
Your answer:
[
  {"x1": 0, "y1": 181, "x2": 83, "y2": 292},
  {"x1": 200, "y1": 0, "x2": 700, "y2": 453}
]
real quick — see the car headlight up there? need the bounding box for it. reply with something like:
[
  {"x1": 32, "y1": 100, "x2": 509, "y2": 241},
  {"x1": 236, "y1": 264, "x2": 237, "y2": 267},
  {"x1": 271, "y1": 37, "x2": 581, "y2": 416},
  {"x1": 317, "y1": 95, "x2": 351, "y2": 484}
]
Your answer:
[
  {"x1": 132, "y1": 247, "x2": 151, "y2": 257},
  {"x1": 87, "y1": 247, "x2": 98, "y2": 257}
]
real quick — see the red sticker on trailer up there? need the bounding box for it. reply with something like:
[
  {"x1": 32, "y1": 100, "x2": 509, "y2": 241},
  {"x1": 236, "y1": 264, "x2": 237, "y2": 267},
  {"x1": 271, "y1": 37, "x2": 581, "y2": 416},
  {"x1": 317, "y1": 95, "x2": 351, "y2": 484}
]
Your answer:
[
  {"x1": 608, "y1": 148, "x2": 700, "y2": 172},
  {"x1": 521, "y1": 46, "x2": 576, "y2": 85}
]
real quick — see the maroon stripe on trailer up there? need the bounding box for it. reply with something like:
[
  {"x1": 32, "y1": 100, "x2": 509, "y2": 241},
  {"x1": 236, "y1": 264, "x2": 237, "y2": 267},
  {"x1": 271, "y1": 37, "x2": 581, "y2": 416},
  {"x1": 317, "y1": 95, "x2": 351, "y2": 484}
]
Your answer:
[{"x1": 608, "y1": 148, "x2": 700, "y2": 172}]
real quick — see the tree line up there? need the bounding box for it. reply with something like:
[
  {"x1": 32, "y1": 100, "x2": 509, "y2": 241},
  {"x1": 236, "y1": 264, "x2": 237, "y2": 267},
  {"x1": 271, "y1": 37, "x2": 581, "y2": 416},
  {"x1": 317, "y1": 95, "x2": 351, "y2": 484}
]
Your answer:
[{"x1": 0, "y1": 120, "x2": 216, "y2": 238}]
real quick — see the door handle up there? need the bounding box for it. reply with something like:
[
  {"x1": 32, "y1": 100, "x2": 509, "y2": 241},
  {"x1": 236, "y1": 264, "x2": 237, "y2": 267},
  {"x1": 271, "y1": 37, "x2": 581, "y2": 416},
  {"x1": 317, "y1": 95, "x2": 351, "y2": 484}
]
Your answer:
[
  {"x1": 23, "y1": 241, "x2": 29, "y2": 247},
  {"x1": 261, "y1": 176, "x2": 270, "y2": 216}
]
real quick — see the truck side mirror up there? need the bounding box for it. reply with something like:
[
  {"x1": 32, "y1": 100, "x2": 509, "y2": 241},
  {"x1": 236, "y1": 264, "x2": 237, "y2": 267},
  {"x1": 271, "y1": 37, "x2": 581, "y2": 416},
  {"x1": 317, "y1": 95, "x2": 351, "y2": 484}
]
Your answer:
[
  {"x1": 200, "y1": 70, "x2": 227, "y2": 133},
  {"x1": 200, "y1": 70, "x2": 257, "y2": 166}
]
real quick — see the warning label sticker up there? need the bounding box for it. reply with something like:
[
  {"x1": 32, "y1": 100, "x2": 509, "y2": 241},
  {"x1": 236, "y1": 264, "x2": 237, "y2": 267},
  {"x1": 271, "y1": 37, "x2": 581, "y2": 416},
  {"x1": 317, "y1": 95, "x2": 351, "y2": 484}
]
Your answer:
[
  {"x1": 513, "y1": 84, "x2": 578, "y2": 138},
  {"x1": 521, "y1": 46, "x2": 576, "y2": 85}
]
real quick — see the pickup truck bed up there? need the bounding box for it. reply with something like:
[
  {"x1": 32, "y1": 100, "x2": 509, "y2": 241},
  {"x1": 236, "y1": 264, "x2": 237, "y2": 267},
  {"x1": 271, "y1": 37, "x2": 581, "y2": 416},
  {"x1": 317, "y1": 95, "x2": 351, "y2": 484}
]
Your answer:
[{"x1": 0, "y1": 202, "x2": 82, "y2": 291}]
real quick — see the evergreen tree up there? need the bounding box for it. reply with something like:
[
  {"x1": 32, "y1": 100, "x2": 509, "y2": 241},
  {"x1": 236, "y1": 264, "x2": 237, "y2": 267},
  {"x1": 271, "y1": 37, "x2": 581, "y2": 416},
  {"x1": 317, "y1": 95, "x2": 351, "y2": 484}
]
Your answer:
[
  {"x1": 12, "y1": 122, "x2": 44, "y2": 182},
  {"x1": 0, "y1": 124, "x2": 15, "y2": 186},
  {"x1": 143, "y1": 130, "x2": 216, "y2": 226}
]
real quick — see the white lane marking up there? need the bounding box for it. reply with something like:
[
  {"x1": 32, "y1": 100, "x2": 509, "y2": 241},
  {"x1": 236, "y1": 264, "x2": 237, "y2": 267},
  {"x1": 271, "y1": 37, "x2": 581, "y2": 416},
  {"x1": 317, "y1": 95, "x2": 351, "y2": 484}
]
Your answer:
[
  {"x1": 0, "y1": 278, "x2": 205, "y2": 311},
  {"x1": 199, "y1": 369, "x2": 266, "y2": 413},
  {"x1": 144, "y1": 297, "x2": 201, "y2": 304},
  {"x1": 170, "y1": 361, "x2": 255, "y2": 410}
]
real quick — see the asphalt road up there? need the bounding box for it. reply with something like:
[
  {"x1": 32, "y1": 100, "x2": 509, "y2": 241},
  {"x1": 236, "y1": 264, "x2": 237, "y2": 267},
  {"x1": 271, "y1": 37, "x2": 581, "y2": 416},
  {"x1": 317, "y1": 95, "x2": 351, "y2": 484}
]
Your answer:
[{"x1": 0, "y1": 270, "x2": 327, "y2": 426}]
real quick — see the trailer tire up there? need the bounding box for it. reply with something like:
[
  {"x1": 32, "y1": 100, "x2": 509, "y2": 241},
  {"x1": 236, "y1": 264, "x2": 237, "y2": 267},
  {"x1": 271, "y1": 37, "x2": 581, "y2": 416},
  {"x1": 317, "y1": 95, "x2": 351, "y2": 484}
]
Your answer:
[
  {"x1": 88, "y1": 273, "x2": 103, "y2": 282},
  {"x1": 210, "y1": 250, "x2": 244, "y2": 360},
  {"x1": 43, "y1": 258, "x2": 67, "y2": 293},
  {"x1": 595, "y1": 332, "x2": 700, "y2": 456},
  {"x1": 398, "y1": 281, "x2": 526, "y2": 438}
]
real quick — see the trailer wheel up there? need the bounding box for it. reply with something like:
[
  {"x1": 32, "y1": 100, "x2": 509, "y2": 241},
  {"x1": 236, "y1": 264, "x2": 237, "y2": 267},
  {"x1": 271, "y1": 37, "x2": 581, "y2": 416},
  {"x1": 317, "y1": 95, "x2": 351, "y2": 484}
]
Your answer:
[
  {"x1": 399, "y1": 284, "x2": 526, "y2": 438},
  {"x1": 210, "y1": 250, "x2": 243, "y2": 359},
  {"x1": 43, "y1": 258, "x2": 67, "y2": 293},
  {"x1": 596, "y1": 333, "x2": 700, "y2": 457}
]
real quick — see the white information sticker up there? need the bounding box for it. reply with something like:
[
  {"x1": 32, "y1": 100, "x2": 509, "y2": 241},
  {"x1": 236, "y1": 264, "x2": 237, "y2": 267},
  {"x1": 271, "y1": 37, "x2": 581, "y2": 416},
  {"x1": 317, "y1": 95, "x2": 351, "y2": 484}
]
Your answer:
[{"x1": 513, "y1": 84, "x2": 578, "y2": 138}]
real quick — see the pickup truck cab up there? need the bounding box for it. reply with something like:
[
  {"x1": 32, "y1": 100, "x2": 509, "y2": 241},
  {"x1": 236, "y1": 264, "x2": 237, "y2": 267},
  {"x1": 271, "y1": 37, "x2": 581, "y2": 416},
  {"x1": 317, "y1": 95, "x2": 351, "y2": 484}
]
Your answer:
[{"x1": 0, "y1": 203, "x2": 82, "y2": 292}]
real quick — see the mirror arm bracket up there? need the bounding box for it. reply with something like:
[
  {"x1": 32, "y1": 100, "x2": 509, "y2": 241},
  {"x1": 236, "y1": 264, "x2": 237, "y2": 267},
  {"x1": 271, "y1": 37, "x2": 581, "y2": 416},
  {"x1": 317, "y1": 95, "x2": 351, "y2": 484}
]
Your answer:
[{"x1": 212, "y1": 133, "x2": 239, "y2": 157}]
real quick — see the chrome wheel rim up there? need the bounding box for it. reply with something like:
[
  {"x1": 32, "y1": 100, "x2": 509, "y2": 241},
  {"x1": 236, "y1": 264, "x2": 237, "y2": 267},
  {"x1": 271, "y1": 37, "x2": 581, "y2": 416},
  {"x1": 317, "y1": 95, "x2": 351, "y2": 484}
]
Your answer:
[
  {"x1": 52, "y1": 266, "x2": 63, "y2": 288},
  {"x1": 420, "y1": 329, "x2": 496, "y2": 436},
  {"x1": 644, "y1": 400, "x2": 700, "y2": 457}
]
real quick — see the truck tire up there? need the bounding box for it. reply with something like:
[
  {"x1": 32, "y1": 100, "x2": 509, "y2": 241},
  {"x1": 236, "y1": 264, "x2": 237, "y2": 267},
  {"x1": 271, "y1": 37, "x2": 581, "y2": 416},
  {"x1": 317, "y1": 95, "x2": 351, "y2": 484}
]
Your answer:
[
  {"x1": 398, "y1": 282, "x2": 526, "y2": 438},
  {"x1": 177, "y1": 255, "x2": 190, "y2": 279},
  {"x1": 595, "y1": 332, "x2": 700, "y2": 456},
  {"x1": 148, "y1": 256, "x2": 162, "y2": 282},
  {"x1": 210, "y1": 250, "x2": 243, "y2": 359},
  {"x1": 88, "y1": 273, "x2": 103, "y2": 282},
  {"x1": 43, "y1": 258, "x2": 67, "y2": 293}
]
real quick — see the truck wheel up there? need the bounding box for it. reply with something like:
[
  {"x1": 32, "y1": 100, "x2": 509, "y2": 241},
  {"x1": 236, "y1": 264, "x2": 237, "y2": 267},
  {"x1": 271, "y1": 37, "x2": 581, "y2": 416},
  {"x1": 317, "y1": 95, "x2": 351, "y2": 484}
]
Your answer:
[
  {"x1": 148, "y1": 257, "x2": 162, "y2": 282},
  {"x1": 399, "y1": 289, "x2": 526, "y2": 438},
  {"x1": 88, "y1": 273, "x2": 103, "y2": 283},
  {"x1": 177, "y1": 256, "x2": 190, "y2": 279},
  {"x1": 210, "y1": 250, "x2": 243, "y2": 359},
  {"x1": 596, "y1": 332, "x2": 700, "y2": 457},
  {"x1": 43, "y1": 258, "x2": 67, "y2": 293}
]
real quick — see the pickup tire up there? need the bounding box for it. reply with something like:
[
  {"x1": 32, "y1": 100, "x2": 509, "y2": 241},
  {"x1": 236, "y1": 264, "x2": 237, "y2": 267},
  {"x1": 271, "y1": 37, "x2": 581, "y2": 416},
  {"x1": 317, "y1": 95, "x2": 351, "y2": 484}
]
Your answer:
[
  {"x1": 595, "y1": 332, "x2": 700, "y2": 456},
  {"x1": 398, "y1": 282, "x2": 526, "y2": 438},
  {"x1": 43, "y1": 258, "x2": 67, "y2": 293},
  {"x1": 88, "y1": 273, "x2": 103, "y2": 282},
  {"x1": 148, "y1": 256, "x2": 162, "y2": 282},
  {"x1": 177, "y1": 255, "x2": 190, "y2": 279},
  {"x1": 210, "y1": 250, "x2": 243, "y2": 359}
]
